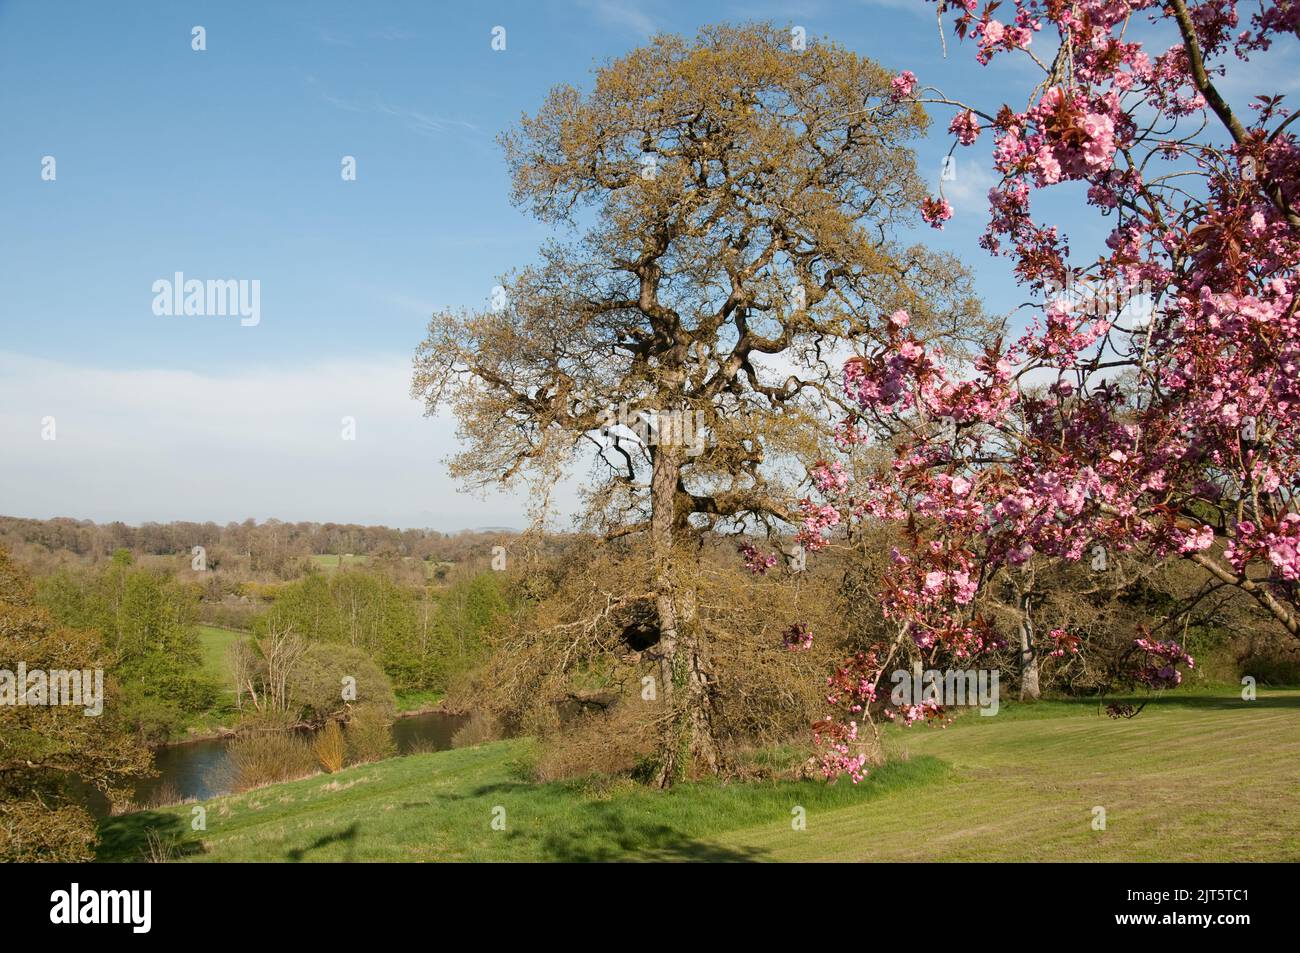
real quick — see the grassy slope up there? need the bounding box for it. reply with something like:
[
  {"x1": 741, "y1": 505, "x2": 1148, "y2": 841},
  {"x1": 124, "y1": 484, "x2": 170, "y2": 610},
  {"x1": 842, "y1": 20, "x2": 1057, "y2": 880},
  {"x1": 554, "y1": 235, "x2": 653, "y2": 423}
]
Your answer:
[
  {"x1": 196, "y1": 625, "x2": 241, "y2": 694},
  {"x1": 183, "y1": 625, "x2": 244, "y2": 736},
  {"x1": 98, "y1": 744, "x2": 948, "y2": 862},
  {"x1": 100, "y1": 688, "x2": 1300, "y2": 862}
]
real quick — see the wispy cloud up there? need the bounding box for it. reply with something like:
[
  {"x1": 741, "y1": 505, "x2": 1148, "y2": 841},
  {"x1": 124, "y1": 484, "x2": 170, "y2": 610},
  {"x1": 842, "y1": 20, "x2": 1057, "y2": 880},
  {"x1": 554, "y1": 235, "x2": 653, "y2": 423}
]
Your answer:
[
  {"x1": 322, "y1": 93, "x2": 482, "y2": 138},
  {"x1": 0, "y1": 352, "x2": 548, "y2": 530},
  {"x1": 317, "y1": 28, "x2": 353, "y2": 46},
  {"x1": 316, "y1": 26, "x2": 419, "y2": 45},
  {"x1": 369, "y1": 28, "x2": 418, "y2": 41},
  {"x1": 938, "y1": 156, "x2": 997, "y2": 215},
  {"x1": 581, "y1": 0, "x2": 658, "y2": 38},
  {"x1": 374, "y1": 101, "x2": 481, "y2": 137}
]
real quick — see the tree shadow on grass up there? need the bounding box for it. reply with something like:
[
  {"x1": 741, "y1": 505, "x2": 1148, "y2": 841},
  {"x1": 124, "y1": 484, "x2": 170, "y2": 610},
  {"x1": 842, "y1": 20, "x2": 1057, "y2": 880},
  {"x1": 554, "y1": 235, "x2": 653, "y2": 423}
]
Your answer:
[
  {"x1": 1050, "y1": 691, "x2": 1300, "y2": 712},
  {"x1": 417, "y1": 783, "x2": 773, "y2": 861},
  {"x1": 286, "y1": 822, "x2": 361, "y2": 862},
  {"x1": 509, "y1": 802, "x2": 771, "y2": 863},
  {"x1": 95, "y1": 811, "x2": 206, "y2": 863},
  {"x1": 426, "y1": 781, "x2": 533, "y2": 804},
  {"x1": 470, "y1": 782, "x2": 534, "y2": 796}
]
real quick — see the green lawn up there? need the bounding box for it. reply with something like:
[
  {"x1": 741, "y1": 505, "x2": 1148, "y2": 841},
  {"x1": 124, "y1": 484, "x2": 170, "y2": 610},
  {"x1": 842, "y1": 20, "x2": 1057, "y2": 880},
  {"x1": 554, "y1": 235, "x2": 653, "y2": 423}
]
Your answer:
[
  {"x1": 195, "y1": 625, "x2": 241, "y2": 695},
  {"x1": 99, "y1": 687, "x2": 1300, "y2": 862},
  {"x1": 710, "y1": 689, "x2": 1300, "y2": 862}
]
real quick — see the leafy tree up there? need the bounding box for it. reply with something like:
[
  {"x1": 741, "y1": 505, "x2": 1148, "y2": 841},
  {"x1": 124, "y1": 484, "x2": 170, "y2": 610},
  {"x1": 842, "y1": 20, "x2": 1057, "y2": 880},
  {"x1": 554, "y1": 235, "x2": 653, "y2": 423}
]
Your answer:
[
  {"x1": 37, "y1": 558, "x2": 215, "y2": 741},
  {"x1": 259, "y1": 566, "x2": 502, "y2": 692},
  {"x1": 0, "y1": 549, "x2": 150, "y2": 861},
  {"x1": 289, "y1": 643, "x2": 395, "y2": 724}
]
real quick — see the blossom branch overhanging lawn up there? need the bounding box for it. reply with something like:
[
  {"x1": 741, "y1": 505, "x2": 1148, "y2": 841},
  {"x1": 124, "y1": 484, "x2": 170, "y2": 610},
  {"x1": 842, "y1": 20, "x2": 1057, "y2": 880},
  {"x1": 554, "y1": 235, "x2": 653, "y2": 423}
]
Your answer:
[{"x1": 792, "y1": 0, "x2": 1298, "y2": 780}]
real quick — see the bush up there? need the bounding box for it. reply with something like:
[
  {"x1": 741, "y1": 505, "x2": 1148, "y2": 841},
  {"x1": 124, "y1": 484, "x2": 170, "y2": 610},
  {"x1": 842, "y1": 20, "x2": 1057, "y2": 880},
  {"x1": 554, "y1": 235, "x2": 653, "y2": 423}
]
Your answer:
[
  {"x1": 1242, "y1": 652, "x2": 1300, "y2": 686},
  {"x1": 118, "y1": 693, "x2": 190, "y2": 745},
  {"x1": 226, "y1": 731, "x2": 317, "y2": 792},
  {"x1": 450, "y1": 711, "x2": 499, "y2": 749},
  {"x1": 290, "y1": 643, "x2": 396, "y2": 724},
  {"x1": 344, "y1": 705, "x2": 395, "y2": 765},
  {"x1": 313, "y1": 720, "x2": 346, "y2": 773},
  {"x1": 531, "y1": 700, "x2": 657, "y2": 783}
]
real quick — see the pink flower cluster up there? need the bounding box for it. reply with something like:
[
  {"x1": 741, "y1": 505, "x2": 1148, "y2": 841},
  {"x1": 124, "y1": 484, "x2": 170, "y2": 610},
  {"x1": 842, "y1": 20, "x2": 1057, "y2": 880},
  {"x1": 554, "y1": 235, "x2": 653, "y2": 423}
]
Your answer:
[
  {"x1": 1226, "y1": 515, "x2": 1300, "y2": 582},
  {"x1": 783, "y1": 622, "x2": 814, "y2": 652},
  {"x1": 948, "y1": 110, "x2": 980, "y2": 145},
  {"x1": 814, "y1": 652, "x2": 885, "y2": 782},
  {"x1": 738, "y1": 541, "x2": 778, "y2": 575},
  {"x1": 975, "y1": 18, "x2": 1033, "y2": 64},
  {"x1": 993, "y1": 87, "x2": 1124, "y2": 187},
  {"x1": 890, "y1": 70, "x2": 917, "y2": 101},
  {"x1": 796, "y1": 498, "x2": 840, "y2": 552},
  {"x1": 880, "y1": 700, "x2": 947, "y2": 726},
  {"x1": 1047, "y1": 627, "x2": 1081, "y2": 658},
  {"x1": 1132, "y1": 636, "x2": 1195, "y2": 689},
  {"x1": 920, "y1": 196, "x2": 954, "y2": 229},
  {"x1": 810, "y1": 460, "x2": 849, "y2": 494}
]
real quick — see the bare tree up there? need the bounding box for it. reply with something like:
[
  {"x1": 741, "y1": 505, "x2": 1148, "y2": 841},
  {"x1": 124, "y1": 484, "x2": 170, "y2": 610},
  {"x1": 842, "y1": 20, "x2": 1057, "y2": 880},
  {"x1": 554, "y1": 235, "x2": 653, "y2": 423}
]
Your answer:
[{"x1": 232, "y1": 623, "x2": 307, "y2": 715}]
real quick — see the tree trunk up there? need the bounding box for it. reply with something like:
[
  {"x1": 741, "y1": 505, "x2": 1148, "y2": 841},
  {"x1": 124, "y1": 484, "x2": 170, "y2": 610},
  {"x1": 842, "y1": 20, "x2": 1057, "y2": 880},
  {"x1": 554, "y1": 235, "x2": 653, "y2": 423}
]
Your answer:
[
  {"x1": 1018, "y1": 593, "x2": 1040, "y2": 701},
  {"x1": 649, "y1": 441, "x2": 721, "y2": 786}
]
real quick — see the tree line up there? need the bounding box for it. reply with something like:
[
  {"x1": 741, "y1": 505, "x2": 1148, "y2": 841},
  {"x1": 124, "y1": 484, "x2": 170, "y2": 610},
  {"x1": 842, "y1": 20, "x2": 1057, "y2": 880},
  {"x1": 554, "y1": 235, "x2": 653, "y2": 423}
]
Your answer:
[{"x1": 0, "y1": 514, "x2": 518, "y2": 569}]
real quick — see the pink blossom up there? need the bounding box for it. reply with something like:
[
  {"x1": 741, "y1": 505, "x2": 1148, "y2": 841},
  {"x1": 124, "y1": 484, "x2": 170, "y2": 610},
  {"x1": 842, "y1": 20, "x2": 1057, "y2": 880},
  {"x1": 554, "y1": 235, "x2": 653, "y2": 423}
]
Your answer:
[
  {"x1": 920, "y1": 196, "x2": 954, "y2": 229},
  {"x1": 948, "y1": 110, "x2": 980, "y2": 146},
  {"x1": 890, "y1": 70, "x2": 917, "y2": 101}
]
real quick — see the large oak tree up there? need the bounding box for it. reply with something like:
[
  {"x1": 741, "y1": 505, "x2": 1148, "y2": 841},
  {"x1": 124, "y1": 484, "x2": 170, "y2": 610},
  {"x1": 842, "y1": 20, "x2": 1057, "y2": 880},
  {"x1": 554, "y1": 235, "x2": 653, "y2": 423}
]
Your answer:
[{"x1": 413, "y1": 23, "x2": 982, "y2": 783}]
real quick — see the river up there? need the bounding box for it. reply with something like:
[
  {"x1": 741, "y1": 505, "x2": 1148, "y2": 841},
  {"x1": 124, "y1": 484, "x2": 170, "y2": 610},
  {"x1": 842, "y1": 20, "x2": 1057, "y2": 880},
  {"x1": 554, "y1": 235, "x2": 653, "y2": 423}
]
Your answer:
[{"x1": 86, "y1": 710, "x2": 468, "y2": 815}]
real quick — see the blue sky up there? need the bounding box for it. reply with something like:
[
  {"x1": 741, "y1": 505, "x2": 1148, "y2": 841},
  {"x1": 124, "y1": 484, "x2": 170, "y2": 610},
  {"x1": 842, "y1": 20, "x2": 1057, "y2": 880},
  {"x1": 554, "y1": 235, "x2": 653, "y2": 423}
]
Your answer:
[{"x1": 1, "y1": 0, "x2": 1293, "y2": 529}]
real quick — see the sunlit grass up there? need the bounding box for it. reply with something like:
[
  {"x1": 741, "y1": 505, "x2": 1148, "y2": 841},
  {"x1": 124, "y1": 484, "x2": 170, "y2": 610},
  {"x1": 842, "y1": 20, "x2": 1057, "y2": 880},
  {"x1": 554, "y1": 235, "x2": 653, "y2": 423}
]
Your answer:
[
  {"x1": 100, "y1": 688, "x2": 1300, "y2": 862},
  {"x1": 195, "y1": 625, "x2": 241, "y2": 694}
]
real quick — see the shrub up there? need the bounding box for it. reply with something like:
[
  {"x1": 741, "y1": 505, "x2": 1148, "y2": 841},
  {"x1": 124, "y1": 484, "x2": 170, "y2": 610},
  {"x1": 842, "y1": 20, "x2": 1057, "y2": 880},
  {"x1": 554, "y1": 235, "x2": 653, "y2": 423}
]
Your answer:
[
  {"x1": 450, "y1": 711, "x2": 499, "y2": 749},
  {"x1": 290, "y1": 643, "x2": 396, "y2": 724},
  {"x1": 226, "y1": 731, "x2": 317, "y2": 792},
  {"x1": 1242, "y1": 652, "x2": 1300, "y2": 686},
  {"x1": 313, "y1": 720, "x2": 346, "y2": 773},
  {"x1": 531, "y1": 699, "x2": 657, "y2": 783},
  {"x1": 344, "y1": 705, "x2": 395, "y2": 765}
]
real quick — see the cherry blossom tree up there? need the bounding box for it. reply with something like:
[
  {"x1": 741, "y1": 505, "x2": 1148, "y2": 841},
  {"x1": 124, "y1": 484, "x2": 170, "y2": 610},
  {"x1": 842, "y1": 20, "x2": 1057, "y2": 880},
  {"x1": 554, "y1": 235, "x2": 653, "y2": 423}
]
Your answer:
[{"x1": 802, "y1": 0, "x2": 1298, "y2": 779}]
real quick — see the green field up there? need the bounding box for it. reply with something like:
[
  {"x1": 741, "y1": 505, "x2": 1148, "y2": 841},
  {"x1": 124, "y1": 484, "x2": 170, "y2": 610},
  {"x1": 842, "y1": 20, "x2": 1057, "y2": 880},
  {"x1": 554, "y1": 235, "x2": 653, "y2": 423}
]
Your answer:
[
  {"x1": 393, "y1": 688, "x2": 446, "y2": 713},
  {"x1": 196, "y1": 625, "x2": 242, "y2": 695},
  {"x1": 309, "y1": 553, "x2": 452, "y2": 580},
  {"x1": 99, "y1": 688, "x2": 1300, "y2": 862},
  {"x1": 309, "y1": 554, "x2": 369, "y2": 570},
  {"x1": 185, "y1": 625, "x2": 245, "y2": 736}
]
